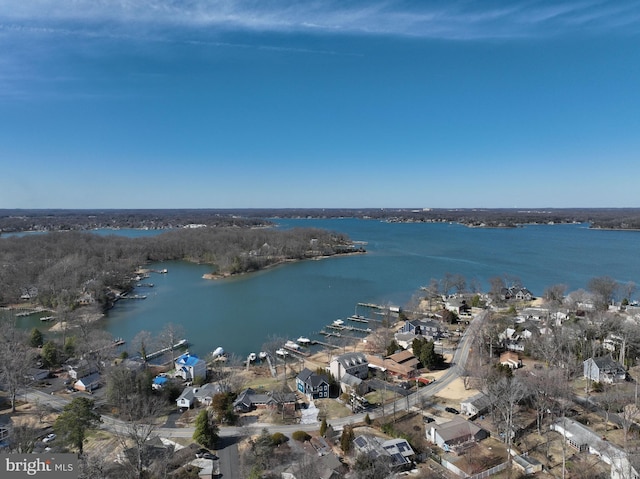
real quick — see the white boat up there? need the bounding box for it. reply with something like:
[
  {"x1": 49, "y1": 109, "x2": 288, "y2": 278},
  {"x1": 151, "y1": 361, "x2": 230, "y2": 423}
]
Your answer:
[
  {"x1": 248, "y1": 352, "x2": 257, "y2": 362},
  {"x1": 333, "y1": 319, "x2": 344, "y2": 326},
  {"x1": 40, "y1": 316, "x2": 55, "y2": 322},
  {"x1": 258, "y1": 351, "x2": 268, "y2": 360},
  {"x1": 211, "y1": 346, "x2": 225, "y2": 358},
  {"x1": 297, "y1": 336, "x2": 311, "y2": 345},
  {"x1": 275, "y1": 348, "x2": 289, "y2": 357},
  {"x1": 285, "y1": 340, "x2": 300, "y2": 350}
]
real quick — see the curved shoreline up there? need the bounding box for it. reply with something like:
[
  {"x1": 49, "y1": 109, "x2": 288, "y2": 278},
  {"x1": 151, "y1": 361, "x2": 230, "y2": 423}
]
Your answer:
[{"x1": 202, "y1": 250, "x2": 366, "y2": 280}]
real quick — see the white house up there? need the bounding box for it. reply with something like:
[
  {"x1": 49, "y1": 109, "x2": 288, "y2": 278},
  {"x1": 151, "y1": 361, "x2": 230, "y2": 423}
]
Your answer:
[
  {"x1": 176, "y1": 383, "x2": 221, "y2": 409},
  {"x1": 460, "y1": 393, "x2": 491, "y2": 417},
  {"x1": 552, "y1": 418, "x2": 638, "y2": 479},
  {"x1": 329, "y1": 352, "x2": 368, "y2": 381},
  {"x1": 174, "y1": 353, "x2": 207, "y2": 381}
]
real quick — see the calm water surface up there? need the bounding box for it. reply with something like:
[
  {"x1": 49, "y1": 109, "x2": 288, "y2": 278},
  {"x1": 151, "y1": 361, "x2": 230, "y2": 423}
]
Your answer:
[{"x1": 7, "y1": 220, "x2": 640, "y2": 357}]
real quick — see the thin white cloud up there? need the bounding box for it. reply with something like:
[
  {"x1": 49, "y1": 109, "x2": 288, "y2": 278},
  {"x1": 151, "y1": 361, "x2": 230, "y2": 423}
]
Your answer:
[{"x1": 0, "y1": 0, "x2": 638, "y2": 40}]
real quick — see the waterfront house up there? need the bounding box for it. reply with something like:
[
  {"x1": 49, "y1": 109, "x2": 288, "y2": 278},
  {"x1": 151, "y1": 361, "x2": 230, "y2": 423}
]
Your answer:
[
  {"x1": 296, "y1": 368, "x2": 330, "y2": 399},
  {"x1": 583, "y1": 356, "x2": 627, "y2": 384},
  {"x1": 329, "y1": 352, "x2": 368, "y2": 381},
  {"x1": 445, "y1": 298, "x2": 472, "y2": 317},
  {"x1": 427, "y1": 417, "x2": 489, "y2": 451},
  {"x1": 174, "y1": 353, "x2": 207, "y2": 381}
]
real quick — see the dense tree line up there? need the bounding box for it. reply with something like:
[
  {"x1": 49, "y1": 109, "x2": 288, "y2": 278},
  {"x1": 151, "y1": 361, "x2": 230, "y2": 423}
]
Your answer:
[
  {"x1": 0, "y1": 209, "x2": 269, "y2": 233},
  {"x1": 4, "y1": 208, "x2": 640, "y2": 233},
  {"x1": 0, "y1": 226, "x2": 360, "y2": 308}
]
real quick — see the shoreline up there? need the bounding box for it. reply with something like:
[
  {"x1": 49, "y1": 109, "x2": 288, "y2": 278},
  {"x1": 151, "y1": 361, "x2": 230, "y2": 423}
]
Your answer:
[{"x1": 202, "y1": 250, "x2": 366, "y2": 280}]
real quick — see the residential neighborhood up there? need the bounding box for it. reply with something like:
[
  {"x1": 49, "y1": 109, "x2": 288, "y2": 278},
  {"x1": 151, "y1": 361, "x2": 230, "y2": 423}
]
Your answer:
[{"x1": 3, "y1": 277, "x2": 640, "y2": 479}]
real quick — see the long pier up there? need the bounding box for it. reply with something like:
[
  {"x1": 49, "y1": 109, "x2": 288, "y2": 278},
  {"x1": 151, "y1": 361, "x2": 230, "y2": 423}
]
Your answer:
[{"x1": 145, "y1": 339, "x2": 189, "y2": 360}]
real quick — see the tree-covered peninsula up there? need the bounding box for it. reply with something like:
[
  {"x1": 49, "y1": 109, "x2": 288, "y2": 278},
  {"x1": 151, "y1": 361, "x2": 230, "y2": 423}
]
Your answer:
[{"x1": 0, "y1": 226, "x2": 363, "y2": 310}]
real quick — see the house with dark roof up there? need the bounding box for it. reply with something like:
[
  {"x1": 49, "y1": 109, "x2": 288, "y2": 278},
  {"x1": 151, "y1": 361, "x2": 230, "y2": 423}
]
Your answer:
[
  {"x1": 399, "y1": 319, "x2": 444, "y2": 338},
  {"x1": 296, "y1": 368, "x2": 330, "y2": 399},
  {"x1": 352, "y1": 435, "x2": 415, "y2": 470},
  {"x1": 233, "y1": 388, "x2": 296, "y2": 412},
  {"x1": 74, "y1": 372, "x2": 101, "y2": 392},
  {"x1": 584, "y1": 356, "x2": 627, "y2": 384},
  {"x1": 460, "y1": 392, "x2": 492, "y2": 417},
  {"x1": 427, "y1": 417, "x2": 489, "y2": 450},
  {"x1": 176, "y1": 383, "x2": 222, "y2": 409},
  {"x1": 329, "y1": 352, "x2": 368, "y2": 381}
]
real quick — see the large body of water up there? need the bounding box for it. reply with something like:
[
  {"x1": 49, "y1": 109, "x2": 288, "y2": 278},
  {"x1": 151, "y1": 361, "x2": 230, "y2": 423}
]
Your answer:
[{"x1": 7, "y1": 219, "x2": 640, "y2": 358}]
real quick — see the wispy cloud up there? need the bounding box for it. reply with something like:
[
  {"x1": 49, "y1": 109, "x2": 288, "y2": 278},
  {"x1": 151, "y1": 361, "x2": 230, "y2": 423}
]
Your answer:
[{"x1": 1, "y1": 0, "x2": 638, "y2": 40}]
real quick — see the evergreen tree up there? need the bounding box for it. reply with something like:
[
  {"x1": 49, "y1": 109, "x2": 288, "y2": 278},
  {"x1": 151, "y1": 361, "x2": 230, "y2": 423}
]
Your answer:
[
  {"x1": 29, "y1": 328, "x2": 44, "y2": 348},
  {"x1": 386, "y1": 340, "x2": 400, "y2": 356},
  {"x1": 340, "y1": 424, "x2": 355, "y2": 453},
  {"x1": 54, "y1": 397, "x2": 101, "y2": 454},
  {"x1": 192, "y1": 409, "x2": 219, "y2": 449},
  {"x1": 41, "y1": 341, "x2": 58, "y2": 368},
  {"x1": 319, "y1": 418, "x2": 328, "y2": 436}
]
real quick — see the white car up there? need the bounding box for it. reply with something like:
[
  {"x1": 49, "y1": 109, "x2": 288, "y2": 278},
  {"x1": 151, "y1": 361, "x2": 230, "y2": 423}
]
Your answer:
[{"x1": 43, "y1": 433, "x2": 56, "y2": 443}]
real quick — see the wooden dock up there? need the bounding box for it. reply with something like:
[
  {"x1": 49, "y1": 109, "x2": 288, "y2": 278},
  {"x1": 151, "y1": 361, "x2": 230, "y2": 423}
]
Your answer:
[
  {"x1": 310, "y1": 339, "x2": 340, "y2": 349},
  {"x1": 284, "y1": 346, "x2": 310, "y2": 357}
]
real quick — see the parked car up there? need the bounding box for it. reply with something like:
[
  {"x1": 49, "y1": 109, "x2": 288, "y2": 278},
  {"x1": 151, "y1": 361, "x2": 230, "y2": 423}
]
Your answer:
[
  {"x1": 423, "y1": 416, "x2": 435, "y2": 423},
  {"x1": 43, "y1": 433, "x2": 56, "y2": 443},
  {"x1": 445, "y1": 407, "x2": 459, "y2": 415}
]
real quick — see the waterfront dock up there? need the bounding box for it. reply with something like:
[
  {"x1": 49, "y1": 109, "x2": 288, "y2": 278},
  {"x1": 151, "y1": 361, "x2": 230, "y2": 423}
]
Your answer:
[
  {"x1": 310, "y1": 339, "x2": 340, "y2": 349},
  {"x1": 145, "y1": 339, "x2": 189, "y2": 360}
]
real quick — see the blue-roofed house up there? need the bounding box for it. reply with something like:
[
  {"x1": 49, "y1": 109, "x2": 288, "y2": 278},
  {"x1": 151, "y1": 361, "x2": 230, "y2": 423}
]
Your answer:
[
  {"x1": 174, "y1": 353, "x2": 207, "y2": 381},
  {"x1": 152, "y1": 376, "x2": 169, "y2": 390}
]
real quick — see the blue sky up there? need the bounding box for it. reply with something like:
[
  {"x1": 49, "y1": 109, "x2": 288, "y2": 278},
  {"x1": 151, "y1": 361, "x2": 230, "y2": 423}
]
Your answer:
[{"x1": 1, "y1": 1, "x2": 639, "y2": 209}]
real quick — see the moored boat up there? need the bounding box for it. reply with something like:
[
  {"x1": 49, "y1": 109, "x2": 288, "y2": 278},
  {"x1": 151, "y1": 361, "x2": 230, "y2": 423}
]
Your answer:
[
  {"x1": 248, "y1": 352, "x2": 257, "y2": 362},
  {"x1": 285, "y1": 340, "x2": 300, "y2": 350},
  {"x1": 297, "y1": 336, "x2": 311, "y2": 345}
]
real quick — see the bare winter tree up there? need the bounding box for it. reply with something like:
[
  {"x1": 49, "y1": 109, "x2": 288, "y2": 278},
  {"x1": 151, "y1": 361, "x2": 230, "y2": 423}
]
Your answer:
[
  {"x1": 0, "y1": 320, "x2": 34, "y2": 412},
  {"x1": 544, "y1": 283, "x2": 567, "y2": 306},
  {"x1": 588, "y1": 275, "x2": 619, "y2": 311},
  {"x1": 159, "y1": 322, "x2": 186, "y2": 366},
  {"x1": 484, "y1": 375, "x2": 526, "y2": 477},
  {"x1": 115, "y1": 395, "x2": 165, "y2": 479}
]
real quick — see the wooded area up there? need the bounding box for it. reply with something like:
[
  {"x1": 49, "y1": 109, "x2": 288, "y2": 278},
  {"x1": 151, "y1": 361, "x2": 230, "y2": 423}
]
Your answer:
[{"x1": 0, "y1": 226, "x2": 361, "y2": 308}]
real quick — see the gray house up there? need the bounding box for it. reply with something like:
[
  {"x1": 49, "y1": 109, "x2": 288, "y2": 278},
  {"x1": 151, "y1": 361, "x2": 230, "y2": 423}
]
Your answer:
[
  {"x1": 584, "y1": 356, "x2": 626, "y2": 384},
  {"x1": 329, "y1": 352, "x2": 368, "y2": 381}
]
